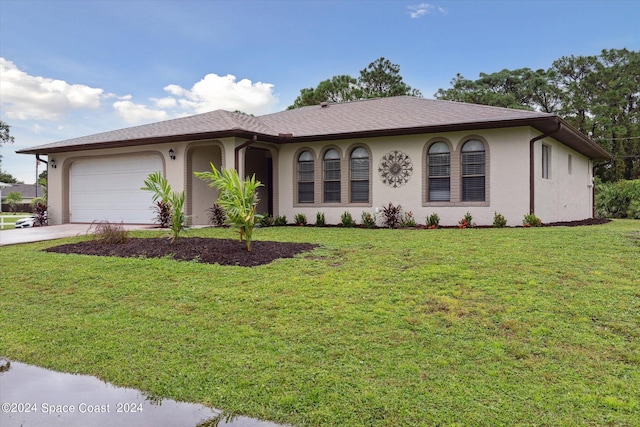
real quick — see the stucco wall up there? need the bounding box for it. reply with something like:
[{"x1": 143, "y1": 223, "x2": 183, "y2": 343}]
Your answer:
[
  {"x1": 44, "y1": 127, "x2": 595, "y2": 227},
  {"x1": 533, "y1": 135, "x2": 593, "y2": 222},
  {"x1": 45, "y1": 138, "x2": 237, "y2": 225},
  {"x1": 276, "y1": 127, "x2": 537, "y2": 227},
  {"x1": 46, "y1": 144, "x2": 171, "y2": 225}
]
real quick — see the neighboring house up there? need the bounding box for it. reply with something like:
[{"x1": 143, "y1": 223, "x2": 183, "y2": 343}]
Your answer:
[
  {"x1": 0, "y1": 183, "x2": 45, "y2": 204},
  {"x1": 17, "y1": 96, "x2": 611, "y2": 226}
]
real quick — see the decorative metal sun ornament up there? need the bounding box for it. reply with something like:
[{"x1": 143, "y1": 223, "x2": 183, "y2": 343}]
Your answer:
[{"x1": 378, "y1": 150, "x2": 413, "y2": 188}]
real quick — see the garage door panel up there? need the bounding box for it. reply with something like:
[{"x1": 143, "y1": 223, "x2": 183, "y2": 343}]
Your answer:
[{"x1": 70, "y1": 154, "x2": 163, "y2": 224}]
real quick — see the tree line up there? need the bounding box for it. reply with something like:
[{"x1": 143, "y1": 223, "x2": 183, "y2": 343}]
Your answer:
[
  {"x1": 435, "y1": 49, "x2": 639, "y2": 182},
  {"x1": 290, "y1": 50, "x2": 639, "y2": 182}
]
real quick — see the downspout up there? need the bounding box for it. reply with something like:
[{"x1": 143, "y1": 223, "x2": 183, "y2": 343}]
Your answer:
[
  {"x1": 35, "y1": 154, "x2": 48, "y2": 166},
  {"x1": 35, "y1": 154, "x2": 48, "y2": 199},
  {"x1": 234, "y1": 135, "x2": 257, "y2": 171},
  {"x1": 529, "y1": 122, "x2": 562, "y2": 214}
]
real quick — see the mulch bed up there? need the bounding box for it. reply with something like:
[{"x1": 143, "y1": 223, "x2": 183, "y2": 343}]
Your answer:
[
  {"x1": 542, "y1": 218, "x2": 610, "y2": 227},
  {"x1": 44, "y1": 218, "x2": 609, "y2": 266},
  {"x1": 45, "y1": 237, "x2": 318, "y2": 267}
]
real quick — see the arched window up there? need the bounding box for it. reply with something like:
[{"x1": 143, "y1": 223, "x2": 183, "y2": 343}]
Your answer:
[
  {"x1": 428, "y1": 142, "x2": 450, "y2": 201},
  {"x1": 297, "y1": 150, "x2": 314, "y2": 203},
  {"x1": 350, "y1": 147, "x2": 369, "y2": 203},
  {"x1": 323, "y1": 149, "x2": 341, "y2": 203},
  {"x1": 461, "y1": 139, "x2": 485, "y2": 201}
]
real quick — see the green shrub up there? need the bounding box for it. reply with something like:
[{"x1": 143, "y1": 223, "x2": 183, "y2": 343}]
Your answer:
[
  {"x1": 260, "y1": 214, "x2": 274, "y2": 227},
  {"x1": 341, "y1": 211, "x2": 356, "y2": 227},
  {"x1": 401, "y1": 211, "x2": 417, "y2": 227},
  {"x1": 595, "y1": 179, "x2": 640, "y2": 218},
  {"x1": 493, "y1": 212, "x2": 507, "y2": 228},
  {"x1": 426, "y1": 213, "x2": 440, "y2": 229},
  {"x1": 458, "y1": 212, "x2": 474, "y2": 229},
  {"x1": 595, "y1": 181, "x2": 628, "y2": 218},
  {"x1": 627, "y1": 199, "x2": 640, "y2": 219},
  {"x1": 315, "y1": 212, "x2": 326, "y2": 227},
  {"x1": 523, "y1": 213, "x2": 542, "y2": 227},
  {"x1": 294, "y1": 213, "x2": 307, "y2": 226},
  {"x1": 274, "y1": 215, "x2": 288, "y2": 226},
  {"x1": 361, "y1": 211, "x2": 377, "y2": 228}
]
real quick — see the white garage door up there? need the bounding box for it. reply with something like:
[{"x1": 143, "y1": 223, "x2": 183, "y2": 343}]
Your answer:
[{"x1": 70, "y1": 154, "x2": 163, "y2": 224}]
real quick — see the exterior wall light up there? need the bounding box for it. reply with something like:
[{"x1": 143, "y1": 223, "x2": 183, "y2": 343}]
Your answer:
[
  {"x1": 169, "y1": 149, "x2": 176, "y2": 160},
  {"x1": 50, "y1": 159, "x2": 57, "y2": 169}
]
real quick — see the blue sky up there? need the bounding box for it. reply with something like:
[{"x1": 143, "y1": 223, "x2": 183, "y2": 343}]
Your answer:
[{"x1": 1, "y1": 0, "x2": 639, "y2": 183}]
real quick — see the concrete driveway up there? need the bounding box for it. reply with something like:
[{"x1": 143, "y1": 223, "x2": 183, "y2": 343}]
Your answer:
[{"x1": 0, "y1": 224, "x2": 154, "y2": 246}]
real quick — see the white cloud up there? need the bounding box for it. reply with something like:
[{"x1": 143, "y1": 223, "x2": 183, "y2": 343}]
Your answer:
[
  {"x1": 164, "y1": 84, "x2": 186, "y2": 97},
  {"x1": 1, "y1": 57, "x2": 278, "y2": 128},
  {"x1": 152, "y1": 96, "x2": 178, "y2": 109},
  {"x1": 113, "y1": 73, "x2": 278, "y2": 123},
  {"x1": 162, "y1": 73, "x2": 279, "y2": 115},
  {"x1": 408, "y1": 3, "x2": 446, "y2": 18},
  {"x1": 0, "y1": 58, "x2": 105, "y2": 120},
  {"x1": 112, "y1": 100, "x2": 169, "y2": 124}
]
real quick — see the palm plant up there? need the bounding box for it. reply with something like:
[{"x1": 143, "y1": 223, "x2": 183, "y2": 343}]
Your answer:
[
  {"x1": 141, "y1": 172, "x2": 186, "y2": 244},
  {"x1": 195, "y1": 164, "x2": 263, "y2": 252}
]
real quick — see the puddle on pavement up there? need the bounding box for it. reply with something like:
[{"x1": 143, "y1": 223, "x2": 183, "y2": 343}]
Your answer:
[{"x1": 0, "y1": 358, "x2": 287, "y2": 427}]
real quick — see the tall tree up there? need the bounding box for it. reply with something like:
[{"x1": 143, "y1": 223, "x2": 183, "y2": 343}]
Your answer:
[
  {"x1": 358, "y1": 57, "x2": 422, "y2": 99},
  {"x1": 549, "y1": 49, "x2": 640, "y2": 181},
  {"x1": 435, "y1": 49, "x2": 640, "y2": 181},
  {"x1": 435, "y1": 68, "x2": 559, "y2": 112},
  {"x1": 288, "y1": 75, "x2": 360, "y2": 110},
  {"x1": 288, "y1": 58, "x2": 420, "y2": 109}
]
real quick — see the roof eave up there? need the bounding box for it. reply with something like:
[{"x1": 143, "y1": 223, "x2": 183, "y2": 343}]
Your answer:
[
  {"x1": 275, "y1": 116, "x2": 613, "y2": 160},
  {"x1": 16, "y1": 129, "x2": 276, "y2": 155}
]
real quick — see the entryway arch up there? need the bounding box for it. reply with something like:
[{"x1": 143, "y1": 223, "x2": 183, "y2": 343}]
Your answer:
[
  {"x1": 244, "y1": 146, "x2": 277, "y2": 217},
  {"x1": 186, "y1": 141, "x2": 224, "y2": 225}
]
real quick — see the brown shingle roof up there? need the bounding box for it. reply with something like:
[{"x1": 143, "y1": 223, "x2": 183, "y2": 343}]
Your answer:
[
  {"x1": 260, "y1": 96, "x2": 551, "y2": 137},
  {"x1": 18, "y1": 96, "x2": 611, "y2": 160},
  {"x1": 0, "y1": 183, "x2": 45, "y2": 199}
]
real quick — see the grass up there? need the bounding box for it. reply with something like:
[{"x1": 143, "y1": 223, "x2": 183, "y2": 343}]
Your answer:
[{"x1": 1, "y1": 220, "x2": 639, "y2": 426}]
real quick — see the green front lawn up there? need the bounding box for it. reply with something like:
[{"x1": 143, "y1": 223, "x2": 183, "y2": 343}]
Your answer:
[{"x1": 1, "y1": 221, "x2": 638, "y2": 426}]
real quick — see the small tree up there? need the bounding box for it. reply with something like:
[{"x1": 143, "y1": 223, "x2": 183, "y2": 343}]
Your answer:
[
  {"x1": 141, "y1": 172, "x2": 186, "y2": 244},
  {"x1": 195, "y1": 165, "x2": 263, "y2": 252},
  {"x1": 6, "y1": 192, "x2": 22, "y2": 213}
]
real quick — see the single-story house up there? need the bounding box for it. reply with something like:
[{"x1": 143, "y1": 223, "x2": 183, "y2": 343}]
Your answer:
[{"x1": 17, "y1": 96, "x2": 611, "y2": 226}]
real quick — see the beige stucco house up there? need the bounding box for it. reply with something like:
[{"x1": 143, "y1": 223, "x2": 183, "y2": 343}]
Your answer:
[{"x1": 18, "y1": 96, "x2": 611, "y2": 226}]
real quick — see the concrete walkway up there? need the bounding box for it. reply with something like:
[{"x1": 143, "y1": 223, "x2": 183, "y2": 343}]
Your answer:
[{"x1": 0, "y1": 224, "x2": 155, "y2": 246}]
